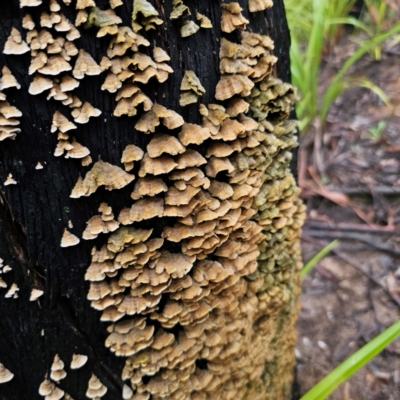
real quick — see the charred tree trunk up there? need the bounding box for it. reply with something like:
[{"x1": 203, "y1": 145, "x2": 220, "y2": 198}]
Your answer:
[{"x1": 0, "y1": 1, "x2": 304, "y2": 399}]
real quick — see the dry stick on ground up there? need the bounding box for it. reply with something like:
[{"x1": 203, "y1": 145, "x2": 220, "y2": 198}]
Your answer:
[
  {"x1": 333, "y1": 250, "x2": 400, "y2": 308},
  {"x1": 305, "y1": 219, "x2": 396, "y2": 233},
  {"x1": 303, "y1": 229, "x2": 400, "y2": 257}
]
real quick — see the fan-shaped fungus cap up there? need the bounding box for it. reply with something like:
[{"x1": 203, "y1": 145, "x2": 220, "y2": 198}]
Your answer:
[
  {"x1": 70, "y1": 161, "x2": 135, "y2": 198},
  {"x1": 153, "y1": 47, "x2": 170, "y2": 62},
  {"x1": 76, "y1": 0, "x2": 96, "y2": 9},
  {"x1": 121, "y1": 144, "x2": 144, "y2": 171},
  {"x1": 130, "y1": 177, "x2": 168, "y2": 200},
  {"x1": 175, "y1": 150, "x2": 207, "y2": 169},
  {"x1": 147, "y1": 134, "x2": 185, "y2": 158},
  {"x1": 30, "y1": 288, "x2": 44, "y2": 301},
  {"x1": 132, "y1": 0, "x2": 163, "y2": 32},
  {"x1": 249, "y1": 0, "x2": 273, "y2": 12},
  {"x1": 73, "y1": 50, "x2": 102, "y2": 79},
  {"x1": 135, "y1": 103, "x2": 184, "y2": 133},
  {"x1": 4, "y1": 174, "x2": 17, "y2": 186},
  {"x1": 70, "y1": 354, "x2": 88, "y2": 369},
  {"x1": 0, "y1": 363, "x2": 13, "y2": 383},
  {"x1": 180, "y1": 71, "x2": 206, "y2": 106},
  {"x1": 5, "y1": 283, "x2": 19, "y2": 298},
  {"x1": 60, "y1": 75, "x2": 80, "y2": 92},
  {"x1": 71, "y1": 101, "x2": 102, "y2": 124},
  {"x1": 29, "y1": 74, "x2": 54, "y2": 95},
  {"x1": 170, "y1": 0, "x2": 190, "y2": 20},
  {"x1": 65, "y1": 140, "x2": 90, "y2": 159},
  {"x1": 20, "y1": 0, "x2": 43, "y2": 7},
  {"x1": 3, "y1": 28, "x2": 30, "y2": 55},
  {"x1": 110, "y1": 0, "x2": 123, "y2": 8},
  {"x1": 38, "y1": 55, "x2": 72, "y2": 75},
  {"x1": 51, "y1": 111, "x2": 77, "y2": 133},
  {"x1": 226, "y1": 98, "x2": 250, "y2": 117},
  {"x1": 50, "y1": 355, "x2": 66, "y2": 381},
  {"x1": 49, "y1": 0, "x2": 61, "y2": 11},
  {"x1": 221, "y1": 3, "x2": 249, "y2": 33},
  {"x1": 138, "y1": 154, "x2": 178, "y2": 177},
  {"x1": 86, "y1": 374, "x2": 108, "y2": 398},
  {"x1": 196, "y1": 12, "x2": 213, "y2": 28},
  {"x1": 208, "y1": 180, "x2": 234, "y2": 200},
  {"x1": 85, "y1": 7, "x2": 122, "y2": 28},
  {"x1": 0, "y1": 67, "x2": 20, "y2": 91},
  {"x1": 128, "y1": 197, "x2": 164, "y2": 222},
  {"x1": 29, "y1": 52, "x2": 48, "y2": 75},
  {"x1": 61, "y1": 228, "x2": 80, "y2": 247},
  {"x1": 179, "y1": 123, "x2": 210, "y2": 146},
  {"x1": 181, "y1": 20, "x2": 199, "y2": 37},
  {"x1": 215, "y1": 75, "x2": 254, "y2": 100}
]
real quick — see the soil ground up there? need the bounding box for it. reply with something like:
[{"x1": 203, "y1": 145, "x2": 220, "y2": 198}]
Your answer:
[{"x1": 296, "y1": 35, "x2": 400, "y2": 399}]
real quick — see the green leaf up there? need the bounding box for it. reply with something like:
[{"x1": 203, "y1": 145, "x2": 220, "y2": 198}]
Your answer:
[
  {"x1": 301, "y1": 240, "x2": 338, "y2": 278},
  {"x1": 301, "y1": 320, "x2": 400, "y2": 400}
]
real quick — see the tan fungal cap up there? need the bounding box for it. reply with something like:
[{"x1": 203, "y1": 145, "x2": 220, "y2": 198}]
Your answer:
[
  {"x1": 20, "y1": 0, "x2": 43, "y2": 7},
  {"x1": 0, "y1": 363, "x2": 13, "y2": 384},
  {"x1": 71, "y1": 102, "x2": 102, "y2": 124},
  {"x1": 135, "y1": 103, "x2": 184, "y2": 133},
  {"x1": 5, "y1": 283, "x2": 19, "y2": 298},
  {"x1": 51, "y1": 111, "x2": 77, "y2": 133},
  {"x1": 86, "y1": 374, "x2": 107, "y2": 398},
  {"x1": 73, "y1": 50, "x2": 102, "y2": 79},
  {"x1": 70, "y1": 354, "x2": 88, "y2": 369},
  {"x1": 38, "y1": 56, "x2": 72, "y2": 75},
  {"x1": 249, "y1": 0, "x2": 273, "y2": 12},
  {"x1": 221, "y1": 3, "x2": 249, "y2": 33},
  {"x1": 179, "y1": 123, "x2": 210, "y2": 146},
  {"x1": 215, "y1": 75, "x2": 254, "y2": 100},
  {"x1": 130, "y1": 177, "x2": 168, "y2": 200},
  {"x1": 153, "y1": 47, "x2": 170, "y2": 62},
  {"x1": 122, "y1": 384, "x2": 133, "y2": 399},
  {"x1": 70, "y1": 161, "x2": 135, "y2": 198},
  {"x1": 50, "y1": 354, "x2": 66, "y2": 381},
  {"x1": 50, "y1": 0, "x2": 61, "y2": 12},
  {"x1": 170, "y1": 0, "x2": 190, "y2": 20},
  {"x1": 4, "y1": 174, "x2": 17, "y2": 186},
  {"x1": 76, "y1": 0, "x2": 96, "y2": 9},
  {"x1": 30, "y1": 288, "x2": 44, "y2": 301},
  {"x1": 29, "y1": 75, "x2": 53, "y2": 95},
  {"x1": 121, "y1": 144, "x2": 144, "y2": 171},
  {"x1": 4, "y1": 28, "x2": 30, "y2": 55},
  {"x1": 0, "y1": 67, "x2": 21, "y2": 90},
  {"x1": 35, "y1": 162, "x2": 44, "y2": 170},
  {"x1": 147, "y1": 134, "x2": 185, "y2": 158},
  {"x1": 181, "y1": 20, "x2": 200, "y2": 37},
  {"x1": 138, "y1": 154, "x2": 177, "y2": 177},
  {"x1": 196, "y1": 12, "x2": 213, "y2": 28},
  {"x1": 38, "y1": 379, "x2": 64, "y2": 399},
  {"x1": 180, "y1": 71, "x2": 206, "y2": 106},
  {"x1": 60, "y1": 228, "x2": 80, "y2": 247},
  {"x1": 132, "y1": 0, "x2": 163, "y2": 32},
  {"x1": 65, "y1": 140, "x2": 90, "y2": 159},
  {"x1": 60, "y1": 75, "x2": 80, "y2": 92},
  {"x1": 110, "y1": 0, "x2": 123, "y2": 8}
]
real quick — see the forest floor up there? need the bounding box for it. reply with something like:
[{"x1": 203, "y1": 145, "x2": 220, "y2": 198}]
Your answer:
[{"x1": 296, "y1": 36, "x2": 400, "y2": 399}]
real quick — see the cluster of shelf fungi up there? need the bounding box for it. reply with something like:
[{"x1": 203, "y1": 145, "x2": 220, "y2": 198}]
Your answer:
[{"x1": 0, "y1": 0, "x2": 304, "y2": 399}]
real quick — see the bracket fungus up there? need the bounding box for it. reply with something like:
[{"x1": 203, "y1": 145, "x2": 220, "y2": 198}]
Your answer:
[
  {"x1": 4, "y1": 174, "x2": 17, "y2": 185},
  {"x1": 20, "y1": 0, "x2": 42, "y2": 6},
  {"x1": 50, "y1": 354, "x2": 67, "y2": 381},
  {"x1": 73, "y1": 50, "x2": 102, "y2": 79},
  {"x1": 70, "y1": 354, "x2": 88, "y2": 369},
  {"x1": 132, "y1": 0, "x2": 163, "y2": 32},
  {"x1": 38, "y1": 378, "x2": 64, "y2": 400},
  {"x1": 51, "y1": 111, "x2": 77, "y2": 133},
  {"x1": 180, "y1": 71, "x2": 206, "y2": 106},
  {"x1": 71, "y1": 101, "x2": 102, "y2": 123},
  {"x1": 121, "y1": 144, "x2": 144, "y2": 171},
  {"x1": 0, "y1": 67, "x2": 21, "y2": 90},
  {"x1": 196, "y1": 12, "x2": 213, "y2": 28},
  {"x1": 170, "y1": 0, "x2": 190, "y2": 20},
  {"x1": 60, "y1": 229, "x2": 80, "y2": 247},
  {"x1": 83, "y1": 203, "x2": 120, "y2": 240},
  {"x1": 181, "y1": 20, "x2": 200, "y2": 37},
  {"x1": 70, "y1": 161, "x2": 135, "y2": 198},
  {"x1": 135, "y1": 103, "x2": 184, "y2": 133},
  {"x1": 5, "y1": 283, "x2": 19, "y2": 298},
  {"x1": 4, "y1": 28, "x2": 30, "y2": 55},
  {"x1": 249, "y1": 0, "x2": 274, "y2": 12},
  {"x1": 30, "y1": 288, "x2": 44, "y2": 301},
  {"x1": 221, "y1": 3, "x2": 249, "y2": 33},
  {"x1": 0, "y1": 364, "x2": 14, "y2": 384},
  {"x1": 86, "y1": 374, "x2": 107, "y2": 399}
]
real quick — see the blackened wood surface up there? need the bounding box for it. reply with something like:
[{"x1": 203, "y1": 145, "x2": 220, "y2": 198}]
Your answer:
[{"x1": 0, "y1": 1, "x2": 292, "y2": 398}]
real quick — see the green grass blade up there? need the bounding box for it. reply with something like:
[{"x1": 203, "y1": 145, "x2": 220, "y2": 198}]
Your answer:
[
  {"x1": 301, "y1": 240, "x2": 339, "y2": 277},
  {"x1": 300, "y1": 320, "x2": 400, "y2": 400}
]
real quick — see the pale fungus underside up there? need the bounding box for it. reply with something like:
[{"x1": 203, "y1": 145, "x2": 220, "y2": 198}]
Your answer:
[{"x1": 0, "y1": 0, "x2": 302, "y2": 399}]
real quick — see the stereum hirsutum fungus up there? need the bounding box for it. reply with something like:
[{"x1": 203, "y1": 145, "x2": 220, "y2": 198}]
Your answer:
[{"x1": 3, "y1": 0, "x2": 304, "y2": 398}]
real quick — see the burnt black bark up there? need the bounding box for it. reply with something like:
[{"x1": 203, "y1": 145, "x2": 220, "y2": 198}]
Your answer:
[{"x1": 0, "y1": 1, "x2": 293, "y2": 399}]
